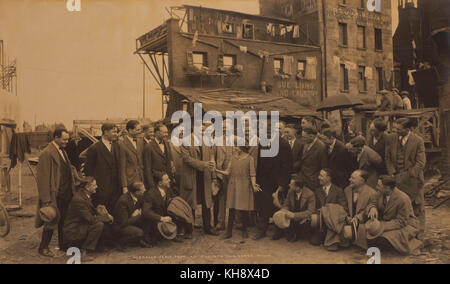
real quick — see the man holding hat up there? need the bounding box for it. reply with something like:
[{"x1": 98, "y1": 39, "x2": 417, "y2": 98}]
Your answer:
[
  {"x1": 36, "y1": 128, "x2": 75, "y2": 257},
  {"x1": 142, "y1": 173, "x2": 193, "y2": 244},
  {"x1": 366, "y1": 176, "x2": 422, "y2": 254},
  {"x1": 272, "y1": 177, "x2": 316, "y2": 243},
  {"x1": 113, "y1": 182, "x2": 152, "y2": 248}
]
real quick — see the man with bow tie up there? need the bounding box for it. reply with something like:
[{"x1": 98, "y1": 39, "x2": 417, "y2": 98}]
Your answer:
[
  {"x1": 143, "y1": 123, "x2": 175, "y2": 191},
  {"x1": 118, "y1": 120, "x2": 145, "y2": 194},
  {"x1": 85, "y1": 123, "x2": 121, "y2": 213},
  {"x1": 385, "y1": 118, "x2": 426, "y2": 239}
]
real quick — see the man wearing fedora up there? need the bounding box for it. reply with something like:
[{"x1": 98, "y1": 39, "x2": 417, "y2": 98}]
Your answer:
[
  {"x1": 343, "y1": 170, "x2": 378, "y2": 250},
  {"x1": 385, "y1": 118, "x2": 426, "y2": 239},
  {"x1": 113, "y1": 182, "x2": 152, "y2": 248},
  {"x1": 366, "y1": 176, "x2": 422, "y2": 255},
  {"x1": 272, "y1": 177, "x2": 316, "y2": 243},
  {"x1": 36, "y1": 128, "x2": 75, "y2": 257},
  {"x1": 85, "y1": 123, "x2": 121, "y2": 213},
  {"x1": 63, "y1": 177, "x2": 111, "y2": 261},
  {"x1": 142, "y1": 173, "x2": 193, "y2": 244}
]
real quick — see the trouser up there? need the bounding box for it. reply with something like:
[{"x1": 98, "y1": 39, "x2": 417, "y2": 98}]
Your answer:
[
  {"x1": 38, "y1": 196, "x2": 71, "y2": 251},
  {"x1": 93, "y1": 185, "x2": 121, "y2": 214},
  {"x1": 213, "y1": 178, "x2": 227, "y2": 228},
  {"x1": 255, "y1": 193, "x2": 275, "y2": 235},
  {"x1": 65, "y1": 222, "x2": 104, "y2": 251},
  {"x1": 227, "y1": 209, "x2": 249, "y2": 233},
  {"x1": 197, "y1": 172, "x2": 212, "y2": 232},
  {"x1": 147, "y1": 216, "x2": 193, "y2": 243},
  {"x1": 117, "y1": 225, "x2": 144, "y2": 246},
  {"x1": 274, "y1": 221, "x2": 312, "y2": 241}
]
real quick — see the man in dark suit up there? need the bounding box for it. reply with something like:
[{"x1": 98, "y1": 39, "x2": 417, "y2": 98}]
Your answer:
[
  {"x1": 254, "y1": 131, "x2": 292, "y2": 241},
  {"x1": 85, "y1": 123, "x2": 121, "y2": 212},
  {"x1": 142, "y1": 173, "x2": 193, "y2": 244},
  {"x1": 368, "y1": 118, "x2": 388, "y2": 175},
  {"x1": 142, "y1": 124, "x2": 155, "y2": 147},
  {"x1": 320, "y1": 128, "x2": 353, "y2": 189},
  {"x1": 348, "y1": 136, "x2": 383, "y2": 189},
  {"x1": 113, "y1": 182, "x2": 152, "y2": 248},
  {"x1": 293, "y1": 127, "x2": 328, "y2": 204},
  {"x1": 283, "y1": 124, "x2": 302, "y2": 172},
  {"x1": 385, "y1": 118, "x2": 426, "y2": 238},
  {"x1": 118, "y1": 120, "x2": 144, "y2": 194},
  {"x1": 63, "y1": 177, "x2": 108, "y2": 261},
  {"x1": 143, "y1": 123, "x2": 174, "y2": 191},
  {"x1": 273, "y1": 177, "x2": 316, "y2": 243},
  {"x1": 313, "y1": 168, "x2": 348, "y2": 251},
  {"x1": 35, "y1": 128, "x2": 75, "y2": 257}
]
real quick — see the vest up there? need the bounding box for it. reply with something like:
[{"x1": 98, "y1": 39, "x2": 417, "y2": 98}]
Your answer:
[
  {"x1": 58, "y1": 157, "x2": 73, "y2": 200},
  {"x1": 396, "y1": 139, "x2": 406, "y2": 173}
]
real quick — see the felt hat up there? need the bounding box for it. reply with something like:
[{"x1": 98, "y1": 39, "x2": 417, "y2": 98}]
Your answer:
[
  {"x1": 168, "y1": 197, "x2": 194, "y2": 225},
  {"x1": 273, "y1": 210, "x2": 291, "y2": 229},
  {"x1": 39, "y1": 205, "x2": 59, "y2": 227},
  {"x1": 366, "y1": 219, "x2": 385, "y2": 240},
  {"x1": 157, "y1": 221, "x2": 177, "y2": 240},
  {"x1": 350, "y1": 136, "x2": 366, "y2": 148},
  {"x1": 310, "y1": 210, "x2": 323, "y2": 231}
]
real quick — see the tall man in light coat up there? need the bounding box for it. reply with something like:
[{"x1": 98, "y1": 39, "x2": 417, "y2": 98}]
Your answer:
[
  {"x1": 180, "y1": 129, "x2": 219, "y2": 236},
  {"x1": 35, "y1": 128, "x2": 75, "y2": 257},
  {"x1": 118, "y1": 120, "x2": 144, "y2": 194},
  {"x1": 385, "y1": 118, "x2": 426, "y2": 238}
]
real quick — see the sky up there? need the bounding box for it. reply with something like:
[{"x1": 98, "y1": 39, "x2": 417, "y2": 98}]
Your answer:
[{"x1": 0, "y1": 0, "x2": 403, "y2": 129}]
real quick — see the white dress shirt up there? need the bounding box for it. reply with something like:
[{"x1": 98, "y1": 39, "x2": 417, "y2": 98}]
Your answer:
[
  {"x1": 127, "y1": 136, "x2": 137, "y2": 149},
  {"x1": 52, "y1": 141, "x2": 67, "y2": 163},
  {"x1": 102, "y1": 138, "x2": 112, "y2": 152}
]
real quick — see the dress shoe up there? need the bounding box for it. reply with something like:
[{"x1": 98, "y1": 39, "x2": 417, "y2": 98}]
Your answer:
[
  {"x1": 287, "y1": 234, "x2": 298, "y2": 243},
  {"x1": 204, "y1": 228, "x2": 220, "y2": 236},
  {"x1": 271, "y1": 232, "x2": 283, "y2": 241},
  {"x1": 253, "y1": 233, "x2": 266, "y2": 241},
  {"x1": 222, "y1": 231, "x2": 233, "y2": 239},
  {"x1": 325, "y1": 244, "x2": 339, "y2": 252},
  {"x1": 139, "y1": 239, "x2": 153, "y2": 248},
  {"x1": 38, "y1": 248, "x2": 55, "y2": 258},
  {"x1": 183, "y1": 232, "x2": 193, "y2": 239},
  {"x1": 81, "y1": 250, "x2": 96, "y2": 263},
  {"x1": 173, "y1": 236, "x2": 184, "y2": 243}
]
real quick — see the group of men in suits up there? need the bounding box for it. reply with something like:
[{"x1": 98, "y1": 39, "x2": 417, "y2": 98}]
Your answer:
[{"x1": 35, "y1": 114, "x2": 427, "y2": 258}]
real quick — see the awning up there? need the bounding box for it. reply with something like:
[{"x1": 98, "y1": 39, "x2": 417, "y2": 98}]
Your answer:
[{"x1": 170, "y1": 87, "x2": 319, "y2": 117}]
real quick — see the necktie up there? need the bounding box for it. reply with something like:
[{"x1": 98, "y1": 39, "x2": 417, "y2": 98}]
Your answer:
[{"x1": 60, "y1": 147, "x2": 69, "y2": 164}]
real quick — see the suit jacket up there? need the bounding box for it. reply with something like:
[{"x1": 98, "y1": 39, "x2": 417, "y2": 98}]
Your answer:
[
  {"x1": 113, "y1": 192, "x2": 143, "y2": 231},
  {"x1": 289, "y1": 138, "x2": 303, "y2": 174},
  {"x1": 282, "y1": 187, "x2": 316, "y2": 222},
  {"x1": 385, "y1": 133, "x2": 426, "y2": 183},
  {"x1": 294, "y1": 138, "x2": 328, "y2": 191},
  {"x1": 344, "y1": 184, "x2": 377, "y2": 222},
  {"x1": 142, "y1": 187, "x2": 175, "y2": 223},
  {"x1": 368, "y1": 188, "x2": 421, "y2": 254},
  {"x1": 180, "y1": 143, "x2": 216, "y2": 209},
  {"x1": 85, "y1": 140, "x2": 121, "y2": 209},
  {"x1": 143, "y1": 139, "x2": 173, "y2": 190},
  {"x1": 328, "y1": 140, "x2": 353, "y2": 189},
  {"x1": 118, "y1": 137, "x2": 144, "y2": 188},
  {"x1": 317, "y1": 184, "x2": 348, "y2": 212},
  {"x1": 215, "y1": 146, "x2": 233, "y2": 181},
  {"x1": 35, "y1": 143, "x2": 75, "y2": 229},
  {"x1": 358, "y1": 146, "x2": 383, "y2": 188},
  {"x1": 368, "y1": 133, "x2": 388, "y2": 174},
  {"x1": 63, "y1": 191, "x2": 101, "y2": 242}
]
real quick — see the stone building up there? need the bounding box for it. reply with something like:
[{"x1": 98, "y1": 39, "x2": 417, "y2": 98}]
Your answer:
[
  {"x1": 260, "y1": 0, "x2": 394, "y2": 105},
  {"x1": 135, "y1": 5, "x2": 321, "y2": 119}
]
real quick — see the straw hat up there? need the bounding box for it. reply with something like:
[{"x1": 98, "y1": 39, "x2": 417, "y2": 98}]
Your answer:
[
  {"x1": 273, "y1": 210, "x2": 291, "y2": 229},
  {"x1": 157, "y1": 221, "x2": 177, "y2": 240},
  {"x1": 366, "y1": 219, "x2": 385, "y2": 240}
]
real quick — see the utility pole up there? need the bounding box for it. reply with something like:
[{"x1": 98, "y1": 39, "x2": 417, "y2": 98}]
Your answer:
[{"x1": 142, "y1": 61, "x2": 146, "y2": 119}]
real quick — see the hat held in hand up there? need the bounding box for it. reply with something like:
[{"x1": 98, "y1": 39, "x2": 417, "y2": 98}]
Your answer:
[
  {"x1": 39, "y1": 205, "x2": 59, "y2": 226},
  {"x1": 366, "y1": 219, "x2": 384, "y2": 240},
  {"x1": 157, "y1": 221, "x2": 177, "y2": 240},
  {"x1": 273, "y1": 210, "x2": 291, "y2": 229}
]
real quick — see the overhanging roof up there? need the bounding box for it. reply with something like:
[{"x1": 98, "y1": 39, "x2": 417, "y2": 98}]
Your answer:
[{"x1": 170, "y1": 87, "x2": 319, "y2": 117}]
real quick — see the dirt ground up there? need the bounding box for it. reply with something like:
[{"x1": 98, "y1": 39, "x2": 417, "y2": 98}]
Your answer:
[{"x1": 1, "y1": 161, "x2": 449, "y2": 264}]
